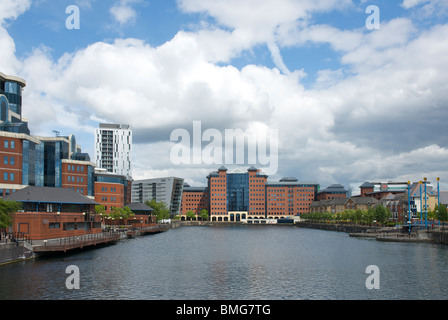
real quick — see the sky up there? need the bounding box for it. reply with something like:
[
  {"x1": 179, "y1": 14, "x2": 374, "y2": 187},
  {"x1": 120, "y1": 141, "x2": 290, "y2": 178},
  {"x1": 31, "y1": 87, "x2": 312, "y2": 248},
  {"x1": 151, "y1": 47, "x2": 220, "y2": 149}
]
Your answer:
[{"x1": 1, "y1": 0, "x2": 448, "y2": 194}]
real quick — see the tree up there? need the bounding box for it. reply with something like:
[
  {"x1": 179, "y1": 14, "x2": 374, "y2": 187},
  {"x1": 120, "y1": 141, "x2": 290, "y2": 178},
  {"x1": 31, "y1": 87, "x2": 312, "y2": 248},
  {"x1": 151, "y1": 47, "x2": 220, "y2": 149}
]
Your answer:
[
  {"x1": 186, "y1": 210, "x2": 196, "y2": 221},
  {"x1": 374, "y1": 204, "x2": 390, "y2": 224},
  {"x1": 95, "y1": 205, "x2": 106, "y2": 215},
  {"x1": 200, "y1": 209, "x2": 209, "y2": 221},
  {"x1": 437, "y1": 204, "x2": 448, "y2": 224},
  {"x1": 145, "y1": 200, "x2": 171, "y2": 221},
  {"x1": 107, "y1": 206, "x2": 135, "y2": 221},
  {"x1": 0, "y1": 200, "x2": 22, "y2": 229}
]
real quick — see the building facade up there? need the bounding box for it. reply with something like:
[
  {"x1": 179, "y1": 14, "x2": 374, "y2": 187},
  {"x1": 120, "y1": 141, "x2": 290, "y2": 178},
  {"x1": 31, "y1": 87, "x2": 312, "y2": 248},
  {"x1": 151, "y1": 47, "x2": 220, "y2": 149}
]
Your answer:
[
  {"x1": 131, "y1": 177, "x2": 184, "y2": 216},
  {"x1": 94, "y1": 169, "x2": 132, "y2": 213},
  {"x1": 94, "y1": 123, "x2": 132, "y2": 177},
  {"x1": 198, "y1": 166, "x2": 320, "y2": 222},
  {"x1": 266, "y1": 177, "x2": 319, "y2": 219},
  {"x1": 316, "y1": 184, "x2": 347, "y2": 201},
  {"x1": 179, "y1": 184, "x2": 209, "y2": 219}
]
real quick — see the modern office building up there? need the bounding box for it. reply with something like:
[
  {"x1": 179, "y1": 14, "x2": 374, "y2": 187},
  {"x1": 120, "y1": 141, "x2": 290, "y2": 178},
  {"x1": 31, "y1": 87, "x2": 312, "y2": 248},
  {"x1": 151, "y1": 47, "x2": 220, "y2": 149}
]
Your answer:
[
  {"x1": 316, "y1": 184, "x2": 347, "y2": 200},
  {"x1": 94, "y1": 168, "x2": 132, "y2": 213},
  {"x1": 206, "y1": 166, "x2": 268, "y2": 222},
  {"x1": 0, "y1": 72, "x2": 30, "y2": 134},
  {"x1": 179, "y1": 183, "x2": 209, "y2": 218},
  {"x1": 199, "y1": 166, "x2": 320, "y2": 222},
  {"x1": 131, "y1": 177, "x2": 184, "y2": 216},
  {"x1": 266, "y1": 177, "x2": 319, "y2": 219},
  {"x1": 94, "y1": 123, "x2": 132, "y2": 177},
  {"x1": 0, "y1": 72, "x2": 96, "y2": 197}
]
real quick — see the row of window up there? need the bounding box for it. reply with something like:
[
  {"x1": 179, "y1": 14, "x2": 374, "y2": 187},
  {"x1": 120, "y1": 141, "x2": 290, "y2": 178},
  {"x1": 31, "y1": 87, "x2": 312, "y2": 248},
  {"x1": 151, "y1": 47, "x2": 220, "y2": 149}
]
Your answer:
[
  {"x1": 67, "y1": 176, "x2": 84, "y2": 183},
  {"x1": 2, "y1": 172, "x2": 15, "y2": 182},
  {"x1": 3, "y1": 156, "x2": 15, "y2": 165},
  {"x1": 100, "y1": 186, "x2": 119, "y2": 192},
  {"x1": 100, "y1": 196, "x2": 119, "y2": 202},
  {"x1": 67, "y1": 165, "x2": 85, "y2": 172},
  {"x1": 2, "y1": 140, "x2": 16, "y2": 149}
]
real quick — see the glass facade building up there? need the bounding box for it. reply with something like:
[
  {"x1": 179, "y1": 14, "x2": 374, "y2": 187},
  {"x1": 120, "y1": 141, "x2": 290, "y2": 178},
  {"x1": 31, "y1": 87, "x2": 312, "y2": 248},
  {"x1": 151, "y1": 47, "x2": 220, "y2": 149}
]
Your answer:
[{"x1": 227, "y1": 173, "x2": 249, "y2": 212}]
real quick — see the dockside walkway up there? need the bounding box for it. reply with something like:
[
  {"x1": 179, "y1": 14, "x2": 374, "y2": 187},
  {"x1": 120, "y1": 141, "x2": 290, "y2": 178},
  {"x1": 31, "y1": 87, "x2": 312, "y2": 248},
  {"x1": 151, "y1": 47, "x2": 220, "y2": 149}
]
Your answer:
[{"x1": 0, "y1": 223, "x2": 175, "y2": 265}]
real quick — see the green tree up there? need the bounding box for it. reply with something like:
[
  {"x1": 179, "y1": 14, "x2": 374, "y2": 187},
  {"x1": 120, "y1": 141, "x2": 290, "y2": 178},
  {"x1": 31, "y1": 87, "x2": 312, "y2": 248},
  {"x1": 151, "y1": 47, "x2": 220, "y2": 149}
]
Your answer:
[
  {"x1": 200, "y1": 209, "x2": 209, "y2": 221},
  {"x1": 186, "y1": 210, "x2": 196, "y2": 221},
  {"x1": 437, "y1": 204, "x2": 448, "y2": 223},
  {"x1": 145, "y1": 200, "x2": 171, "y2": 221},
  {"x1": 0, "y1": 200, "x2": 22, "y2": 229},
  {"x1": 107, "y1": 206, "x2": 135, "y2": 221},
  {"x1": 95, "y1": 205, "x2": 106, "y2": 215},
  {"x1": 374, "y1": 204, "x2": 390, "y2": 224}
]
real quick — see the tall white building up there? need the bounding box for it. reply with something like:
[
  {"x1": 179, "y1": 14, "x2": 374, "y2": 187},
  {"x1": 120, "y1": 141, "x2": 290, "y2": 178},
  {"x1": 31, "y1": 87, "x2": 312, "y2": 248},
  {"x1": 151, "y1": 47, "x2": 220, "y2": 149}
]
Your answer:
[{"x1": 95, "y1": 123, "x2": 132, "y2": 177}]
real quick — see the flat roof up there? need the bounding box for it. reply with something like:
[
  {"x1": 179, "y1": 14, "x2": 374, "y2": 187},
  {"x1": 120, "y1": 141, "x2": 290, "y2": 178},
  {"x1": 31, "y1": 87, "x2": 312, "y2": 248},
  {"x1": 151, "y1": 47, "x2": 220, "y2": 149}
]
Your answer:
[{"x1": 0, "y1": 71, "x2": 26, "y2": 87}]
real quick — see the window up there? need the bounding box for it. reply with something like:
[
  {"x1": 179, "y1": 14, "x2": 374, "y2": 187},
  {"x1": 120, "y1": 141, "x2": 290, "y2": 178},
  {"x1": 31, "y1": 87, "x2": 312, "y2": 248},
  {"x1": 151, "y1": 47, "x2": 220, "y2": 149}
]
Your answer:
[
  {"x1": 10, "y1": 157, "x2": 14, "y2": 165},
  {"x1": 3, "y1": 156, "x2": 7, "y2": 165},
  {"x1": 10, "y1": 141, "x2": 15, "y2": 149},
  {"x1": 4, "y1": 140, "x2": 8, "y2": 148},
  {"x1": 10, "y1": 173, "x2": 14, "y2": 181},
  {"x1": 3, "y1": 172, "x2": 8, "y2": 181}
]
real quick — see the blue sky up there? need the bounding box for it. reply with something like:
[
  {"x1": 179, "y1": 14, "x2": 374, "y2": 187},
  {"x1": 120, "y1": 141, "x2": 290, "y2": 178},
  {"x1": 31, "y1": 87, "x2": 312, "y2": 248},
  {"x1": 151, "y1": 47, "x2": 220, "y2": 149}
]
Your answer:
[{"x1": 1, "y1": 0, "x2": 448, "y2": 192}]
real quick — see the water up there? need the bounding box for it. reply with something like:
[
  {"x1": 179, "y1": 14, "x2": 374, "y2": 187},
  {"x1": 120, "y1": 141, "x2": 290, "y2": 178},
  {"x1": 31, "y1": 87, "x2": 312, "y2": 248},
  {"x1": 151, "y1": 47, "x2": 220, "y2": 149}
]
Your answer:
[{"x1": 1, "y1": 225, "x2": 448, "y2": 300}]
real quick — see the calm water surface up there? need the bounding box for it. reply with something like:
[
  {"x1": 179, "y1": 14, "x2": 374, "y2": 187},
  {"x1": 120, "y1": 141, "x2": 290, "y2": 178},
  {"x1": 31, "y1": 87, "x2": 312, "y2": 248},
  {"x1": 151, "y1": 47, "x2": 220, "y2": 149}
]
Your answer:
[{"x1": 1, "y1": 225, "x2": 448, "y2": 300}]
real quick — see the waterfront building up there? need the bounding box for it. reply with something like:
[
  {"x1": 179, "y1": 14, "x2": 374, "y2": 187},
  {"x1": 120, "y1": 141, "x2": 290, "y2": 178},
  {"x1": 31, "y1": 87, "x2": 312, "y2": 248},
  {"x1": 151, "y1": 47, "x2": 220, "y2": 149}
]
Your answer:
[
  {"x1": 266, "y1": 177, "x2": 319, "y2": 219},
  {"x1": 200, "y1": 166, "x2": 319, "y2": 222},
  {"x1": 94, "y1": 168, "x2": 132, "y2": 213},
  {"x1": 94, "y1": 123, "x2": 132, "y2": 177},
  {"x1": 310, "y1": 197, "x2": 379, "y2": 214},
  {"x1": 316, "y1": 184, "x2": 347, "y2": 200},
  {"x1": 179, "y1": 183, "x2": 209, "y2": 220},
  {"x1": 408, "y1": 181, "x2": 438, "y2": 217},
  {"x1": 0, "y1": 72, "x2": 29, "y2": 134},
  {"x1": 4, "y1": 186, "x2": 101, "y2": 240},
  {"x1": 131, "y1": 177, "x2": 184, "y2": 216},
  {"x1": 207, "y1": 166, "x2": 268, "y2": 222}
]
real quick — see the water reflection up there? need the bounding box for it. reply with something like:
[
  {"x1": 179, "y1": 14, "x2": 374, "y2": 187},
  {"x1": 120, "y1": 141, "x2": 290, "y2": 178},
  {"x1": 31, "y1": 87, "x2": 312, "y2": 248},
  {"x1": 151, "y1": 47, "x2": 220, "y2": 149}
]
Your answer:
[{"x1": 1, "y1": 226, "x2": 448, "y2": 300}]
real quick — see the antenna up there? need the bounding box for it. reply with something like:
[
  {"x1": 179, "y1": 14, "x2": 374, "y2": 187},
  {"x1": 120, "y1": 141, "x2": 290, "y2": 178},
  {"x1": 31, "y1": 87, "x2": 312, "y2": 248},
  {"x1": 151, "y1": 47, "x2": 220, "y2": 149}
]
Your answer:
[{"x1": 52, "y1": 130, "x2": 60, "y2": 137}]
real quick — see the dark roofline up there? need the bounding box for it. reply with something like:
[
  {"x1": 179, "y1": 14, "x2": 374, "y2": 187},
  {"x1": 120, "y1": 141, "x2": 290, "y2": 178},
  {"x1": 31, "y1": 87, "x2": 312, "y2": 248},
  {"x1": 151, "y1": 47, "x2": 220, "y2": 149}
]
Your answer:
[{"x1": 3, "y1": 186, "x2": 98, "y2": 205}]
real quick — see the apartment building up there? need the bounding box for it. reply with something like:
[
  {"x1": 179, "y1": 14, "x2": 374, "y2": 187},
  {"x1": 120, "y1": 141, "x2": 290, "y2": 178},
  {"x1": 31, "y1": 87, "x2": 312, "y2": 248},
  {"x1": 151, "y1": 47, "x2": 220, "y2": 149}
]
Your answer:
[
  {"x1": 131, "y1": 177, "x2": 184, "y2": 216},
  {"x1": 94, "y1": 123, "x2": 132, "y2": 177}
]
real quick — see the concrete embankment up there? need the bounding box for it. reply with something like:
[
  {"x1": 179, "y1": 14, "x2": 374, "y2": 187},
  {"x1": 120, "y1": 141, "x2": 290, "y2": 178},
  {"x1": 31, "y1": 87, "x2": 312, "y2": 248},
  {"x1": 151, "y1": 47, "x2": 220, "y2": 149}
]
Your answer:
[
  {"x1": 296, "y1": 221, "x2": 448, "y2": 245},
  {"x1": 0, "y1": 242, "x2": 35, "y2": 265},
  {"x1": 295, "y1": 221, "x2": 378, "y2": 234}
]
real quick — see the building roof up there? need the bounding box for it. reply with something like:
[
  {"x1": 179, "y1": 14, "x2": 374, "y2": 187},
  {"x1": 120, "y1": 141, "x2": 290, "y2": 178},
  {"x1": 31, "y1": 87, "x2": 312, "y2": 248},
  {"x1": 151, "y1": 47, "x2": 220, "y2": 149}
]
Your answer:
[
  {"x1": 360, "y1": 182, "x2": 375, "y2": 188},
  {"x1": 4, "y1": 186, "x2": 98, "y2": 205},
  {"x1": 318, "y1": 184, "x2": 347, "y2": 194},
  {"x1": 127, "y1": 202, "x2": 154, "y2": 212},
  {"x1": 311, "y1": 196, "x2": 378, "y2": 207}
]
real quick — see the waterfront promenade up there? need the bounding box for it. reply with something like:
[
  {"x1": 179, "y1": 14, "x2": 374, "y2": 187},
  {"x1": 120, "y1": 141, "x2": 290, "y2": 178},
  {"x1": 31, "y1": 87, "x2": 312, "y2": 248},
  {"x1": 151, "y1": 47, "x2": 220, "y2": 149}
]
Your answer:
[{"x1": 0, "y1": 223, "x2": 174, "y2": 265}]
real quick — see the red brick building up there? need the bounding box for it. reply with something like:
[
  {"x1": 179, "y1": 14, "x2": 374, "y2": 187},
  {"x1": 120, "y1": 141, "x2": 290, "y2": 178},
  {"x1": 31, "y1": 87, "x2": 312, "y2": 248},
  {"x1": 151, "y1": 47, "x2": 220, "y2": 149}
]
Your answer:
[
  {"x1": 4, "y1": 186, "x2": 101, "y2": 240},
  {"x1": 179, "y1": 184, "x2": 209, "y2": 220},
  {"x1": 61, "y1": 159, "x2": 95, "y2": 196},
  {"x1": 266, "y1": 177, "x2": 319, "y2": 219},
  {"x1": 94, "y1": 170, "x2": 130, "y2": 214},
  {"x1": 315, "y1": 184, "x2": 348, "y2": 201},
  {"x1": 184, "y1": 166, "x2": 320, "y2": 222}
]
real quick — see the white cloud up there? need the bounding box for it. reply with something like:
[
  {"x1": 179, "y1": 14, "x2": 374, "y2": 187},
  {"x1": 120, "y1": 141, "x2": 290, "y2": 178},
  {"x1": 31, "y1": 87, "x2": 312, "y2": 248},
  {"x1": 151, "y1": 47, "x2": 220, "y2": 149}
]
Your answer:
[
  {"x1": 0, "y1": 0, "x2": 31, "y2": 23},
  {"x1": 110, "y1": 0, "x2": 144, "y2": 26},
  {"x1": 2, "y1": 0, "x2": 448, "y2": 189}
]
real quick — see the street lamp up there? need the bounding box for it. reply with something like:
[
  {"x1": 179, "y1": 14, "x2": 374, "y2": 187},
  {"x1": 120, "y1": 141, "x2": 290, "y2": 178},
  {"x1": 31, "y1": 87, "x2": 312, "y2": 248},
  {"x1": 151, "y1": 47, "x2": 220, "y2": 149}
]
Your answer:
[
  {"x1": 408, "y1": 181, "x2": 411, "y2": 229},
  {"x1": 424, "y1": 177, "x2": 428, "y2": 229}
]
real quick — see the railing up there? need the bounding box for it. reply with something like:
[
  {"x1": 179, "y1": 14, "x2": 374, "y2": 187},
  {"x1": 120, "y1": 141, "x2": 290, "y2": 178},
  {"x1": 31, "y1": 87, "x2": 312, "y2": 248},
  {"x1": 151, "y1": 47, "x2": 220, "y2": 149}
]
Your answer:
[{"x1": 36, "y1": 231, "x2": 119, "y2": 248}]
